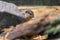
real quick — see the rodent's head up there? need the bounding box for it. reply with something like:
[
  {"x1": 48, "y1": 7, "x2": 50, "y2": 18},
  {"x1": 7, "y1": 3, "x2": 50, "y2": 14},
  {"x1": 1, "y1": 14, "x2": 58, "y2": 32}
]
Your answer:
[{"x1": 21, "y1": 9, "x2": 34, "y2": 21}]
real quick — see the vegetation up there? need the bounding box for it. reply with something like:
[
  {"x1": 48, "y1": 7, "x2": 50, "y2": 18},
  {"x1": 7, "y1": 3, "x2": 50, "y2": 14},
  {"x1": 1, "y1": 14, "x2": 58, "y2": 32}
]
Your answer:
[{"x1": 2, "y1": 0, "x2": 60, "y2": 6}]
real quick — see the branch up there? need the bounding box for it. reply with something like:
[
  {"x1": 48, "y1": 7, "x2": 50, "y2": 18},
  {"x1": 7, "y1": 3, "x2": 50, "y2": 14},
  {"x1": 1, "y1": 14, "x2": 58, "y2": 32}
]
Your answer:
[{"x1": 4, "y1": 14, "x2": 48, "y2": 40}]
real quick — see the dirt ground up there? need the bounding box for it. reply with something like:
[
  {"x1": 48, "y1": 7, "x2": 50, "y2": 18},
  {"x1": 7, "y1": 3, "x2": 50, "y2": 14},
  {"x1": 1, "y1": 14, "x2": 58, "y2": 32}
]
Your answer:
[{"x1": 18, "y1": 6, "x2": 60, "y2": 18}]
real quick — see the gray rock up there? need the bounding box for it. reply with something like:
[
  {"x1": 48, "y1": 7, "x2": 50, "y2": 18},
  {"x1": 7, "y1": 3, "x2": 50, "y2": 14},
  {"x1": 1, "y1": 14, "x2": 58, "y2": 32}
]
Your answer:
[
  {"x1": 0, "y1": 1, "x2": 34, "y2": 30},
  {"x1": 0, "y1": 1, "x2": 24, "y2": 18}
]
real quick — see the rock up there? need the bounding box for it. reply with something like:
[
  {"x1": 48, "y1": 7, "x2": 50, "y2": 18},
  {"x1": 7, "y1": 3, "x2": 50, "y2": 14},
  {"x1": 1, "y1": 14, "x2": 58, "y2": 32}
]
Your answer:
[{"x1": 0, "y1": 1, "x2": 34, "y2": 30}]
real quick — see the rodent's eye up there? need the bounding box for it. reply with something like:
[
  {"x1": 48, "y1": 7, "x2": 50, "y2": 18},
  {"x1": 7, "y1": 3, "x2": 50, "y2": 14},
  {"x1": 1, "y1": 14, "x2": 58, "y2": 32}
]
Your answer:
[
  {"x1": 25, "y1": 11, "x2": 32, "y2": 15},
  {"x1": 25, "y1": 11, "x2": 29, "y2": 13}
]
